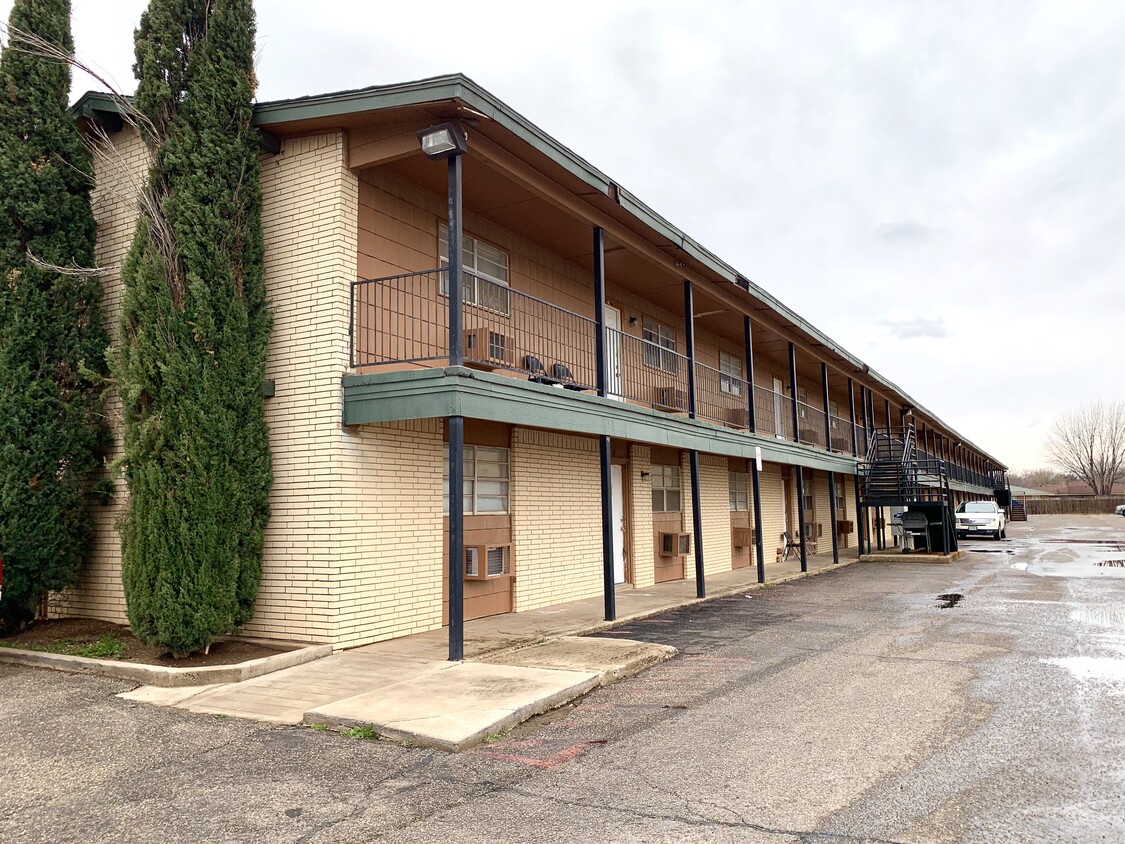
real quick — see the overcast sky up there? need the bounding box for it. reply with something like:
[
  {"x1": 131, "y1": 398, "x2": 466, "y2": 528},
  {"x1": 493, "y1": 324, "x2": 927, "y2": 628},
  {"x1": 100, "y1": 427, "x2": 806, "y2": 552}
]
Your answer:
[{"x1": 8, "y1": 0, "x2": 1124, "y2": 471}]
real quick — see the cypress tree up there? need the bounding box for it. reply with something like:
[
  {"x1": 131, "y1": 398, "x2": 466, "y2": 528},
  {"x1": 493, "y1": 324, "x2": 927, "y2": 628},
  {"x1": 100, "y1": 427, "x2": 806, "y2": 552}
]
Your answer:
[
  {"x1": 0, "y1": 0, "x2": 108, "y2": 632},
  {"x1": 117, "y1": 0, "x2": 271, "y2": 655}
]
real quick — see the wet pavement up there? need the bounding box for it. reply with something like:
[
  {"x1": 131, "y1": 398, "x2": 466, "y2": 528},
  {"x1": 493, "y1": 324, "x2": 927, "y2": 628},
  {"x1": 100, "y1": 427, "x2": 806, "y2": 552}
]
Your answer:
[{"x1": 2, "y1": 514, "x2": 1124, "y2": 842}]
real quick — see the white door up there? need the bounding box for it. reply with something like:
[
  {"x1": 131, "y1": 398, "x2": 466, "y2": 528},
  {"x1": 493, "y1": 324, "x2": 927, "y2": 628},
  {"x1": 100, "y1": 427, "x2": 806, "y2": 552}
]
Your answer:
[
  {"x1": 773, "y1": 377, "x2": 786, "y2": 438},
  {"x1": 605, "y1": 306, "x2": 623, "y2": 400},
  {"x1": 610, "y1": 464, "x2": 627, "y2": 582}
]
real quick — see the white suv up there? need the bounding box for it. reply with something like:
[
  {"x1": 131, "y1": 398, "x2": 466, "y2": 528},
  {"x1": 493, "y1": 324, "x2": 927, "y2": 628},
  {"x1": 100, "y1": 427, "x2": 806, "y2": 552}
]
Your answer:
[
  {"x1": 1115, "y1": 503, "x2": 1125, "y2": 517},
  {"x1": 956, "y1": 501, "x2": 1007, "y2": 540}
]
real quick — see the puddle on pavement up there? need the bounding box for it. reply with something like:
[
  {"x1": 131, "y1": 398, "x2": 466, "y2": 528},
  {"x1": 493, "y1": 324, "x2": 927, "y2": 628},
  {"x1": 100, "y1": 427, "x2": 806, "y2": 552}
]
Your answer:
[
  {"x1": 1008, "y1": 536, "x2": 1125, "y2": 579},
  {"x1": 937, "y1": 593, "x2": 964, "y2": 609}
]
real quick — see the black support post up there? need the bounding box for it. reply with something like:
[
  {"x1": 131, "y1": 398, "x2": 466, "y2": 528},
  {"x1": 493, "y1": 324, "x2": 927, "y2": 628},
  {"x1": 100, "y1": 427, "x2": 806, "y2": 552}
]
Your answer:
[
  {"x1": 446, "y1": 153, "x2": 465, "y2": 662},
  {"x1": 788, "y1": 342, "x2": 800, "y2": 444},
  {"x1": 848, "y1": 378, "x2": 858, "y2": 457},
  {"x1": 821, "y1": 363, "x2": 832, "y2": 450},
  {"x1": 828, "y1": 471, "x2": 839, "y2": 564},
  {"x1": 745, "y1": 317, "x2": 766, "y2": 583},
  {"x1": 684, "y1": 281, "x2": 704, "y2": 596},
  {"x1": 690, "y1": 450, "x2": 706, "y2": 597},
  {"x1": 854, "y1": 474, "x2": 866, "y2": 555},
  {"x1": 794, "y1": 466, "x2": 808, "y2": 572},
  {"x1": 448, "y1": 416, "x2": 465, "y2": 661},
  {"x1": 684, "y1": 281, "x2": 697, "y2": 420},
  {"x1": 593, "y1": 227, "x2": 615, "y2": 621}
]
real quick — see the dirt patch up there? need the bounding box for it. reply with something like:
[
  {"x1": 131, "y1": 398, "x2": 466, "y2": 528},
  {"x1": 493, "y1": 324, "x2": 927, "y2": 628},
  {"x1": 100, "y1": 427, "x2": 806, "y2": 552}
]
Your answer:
[{"x1": 0, "y1": 618, "x2": 293, "y2": 667}]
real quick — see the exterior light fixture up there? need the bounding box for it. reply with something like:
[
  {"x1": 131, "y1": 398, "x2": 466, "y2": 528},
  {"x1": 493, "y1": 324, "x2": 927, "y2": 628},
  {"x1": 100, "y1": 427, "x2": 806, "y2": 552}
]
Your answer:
[{"x1": 417, "y1": 122, "x2": 468, "y2": 159}]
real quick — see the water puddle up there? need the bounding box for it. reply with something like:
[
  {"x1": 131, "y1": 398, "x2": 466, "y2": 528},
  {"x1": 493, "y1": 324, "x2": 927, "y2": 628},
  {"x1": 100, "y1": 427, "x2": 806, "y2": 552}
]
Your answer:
[{"x1": 1042, "y1": 656, "x2": 1125, "y2": 693}]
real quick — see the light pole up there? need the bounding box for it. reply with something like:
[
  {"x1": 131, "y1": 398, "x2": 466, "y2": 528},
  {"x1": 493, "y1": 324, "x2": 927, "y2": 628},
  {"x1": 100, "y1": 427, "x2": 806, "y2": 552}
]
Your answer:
[{"x1": 418, "y1": 122, "x2": 469, "y2": 661}]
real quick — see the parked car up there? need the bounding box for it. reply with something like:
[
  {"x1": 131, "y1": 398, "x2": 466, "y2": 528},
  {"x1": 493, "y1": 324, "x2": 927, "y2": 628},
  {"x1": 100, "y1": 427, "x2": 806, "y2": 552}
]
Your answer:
[
  {"x1": 955, "y1": 501, "x2": 1007, "y2": 540},
  {"x1": 1115, "y1": 503, "x2": 1125, "y2": 517}
]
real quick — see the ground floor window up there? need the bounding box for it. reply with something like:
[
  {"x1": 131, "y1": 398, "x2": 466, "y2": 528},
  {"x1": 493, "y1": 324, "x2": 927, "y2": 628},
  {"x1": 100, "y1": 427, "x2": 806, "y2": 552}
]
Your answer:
[
  {"x1": 651, "y1": 464, "x2": 681, "y2": 512},
  {"x1": 729, "y1": 471, "x2": 749, "y2": 511},
  {"x1": 443, "y1": 445, "x2": 510, "y2": 514}
]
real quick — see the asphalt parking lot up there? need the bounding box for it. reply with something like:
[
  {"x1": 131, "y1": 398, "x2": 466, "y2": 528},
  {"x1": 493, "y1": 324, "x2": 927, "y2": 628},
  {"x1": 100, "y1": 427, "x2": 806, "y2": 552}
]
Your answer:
[{"x1": 2, "y1": 514, "x2": 1123, "y2": 843}]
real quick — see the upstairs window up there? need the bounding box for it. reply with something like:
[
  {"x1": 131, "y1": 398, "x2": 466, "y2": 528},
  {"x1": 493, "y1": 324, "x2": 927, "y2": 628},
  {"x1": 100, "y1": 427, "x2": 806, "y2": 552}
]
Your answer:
[
  {"x1": 643, "y1": 318, "x2": 678, "y2": 373},
  {"x1": 439, "y1": 225, "x2": 510, "y2": 315},
  {"x1": 719, "y1": 352, "x2": 743, "y2": 396}
]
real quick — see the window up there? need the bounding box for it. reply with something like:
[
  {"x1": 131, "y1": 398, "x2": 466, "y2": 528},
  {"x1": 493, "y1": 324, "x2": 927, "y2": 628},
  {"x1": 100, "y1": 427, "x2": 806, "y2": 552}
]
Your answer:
[
  {"x1": 796, "y1": 386, "x2": 809, "y2": 419},
  {"x1": 643, "y1": 318, "x2": 678, "y2": 373},
  {"x1": 438, "y1": 225, "x2": 510, "y2": 315},
  {"x1": 729, "y1": 471, "x2": 749, "y2": 511},
  {"x1": 443, "y1": 445, "x2": 510, "y2": 514},
  {"x1": 802, "y1": 471, "x2": 815, "y2": 516},
  {"x1": 719, "y1": 352, "x2": 743, "y2": 396},
  {"x1": 835, "y1": 480, "x2": 845, "y2": 515},
  {"x1": 829, "y1": 400, "x2": 840, "y2": 432},
  {"x1": 651, "y1": 464, "x2": 681, "y2": 512}
]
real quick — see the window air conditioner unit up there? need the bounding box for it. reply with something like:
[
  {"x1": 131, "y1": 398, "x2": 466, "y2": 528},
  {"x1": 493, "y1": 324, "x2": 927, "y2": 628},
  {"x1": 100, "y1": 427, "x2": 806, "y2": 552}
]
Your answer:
[
  {"x1": 727, "y1": 407, "x2": 751, "y2": 428},
  {"x1": 464, "y1": 327, "x2": 513, "y2": 366},
  {"x1": 732, "y1": 527, "x2": 754, "y2": 548},
  {"x1": 659, "y1": 532, "x2": 691, "y2": 556},
  {"x1": 654, "y1": 387, "x2": 687, "y2": 411},
  {"x1": 465, "y1": 544, "x2": 513, "y2": 580}
]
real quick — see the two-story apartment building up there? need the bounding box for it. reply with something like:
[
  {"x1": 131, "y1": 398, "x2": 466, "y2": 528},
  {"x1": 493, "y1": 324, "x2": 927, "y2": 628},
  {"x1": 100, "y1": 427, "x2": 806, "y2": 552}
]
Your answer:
[{"x1": 61, "y1": 75, "x2": 1007, "y2": 652}]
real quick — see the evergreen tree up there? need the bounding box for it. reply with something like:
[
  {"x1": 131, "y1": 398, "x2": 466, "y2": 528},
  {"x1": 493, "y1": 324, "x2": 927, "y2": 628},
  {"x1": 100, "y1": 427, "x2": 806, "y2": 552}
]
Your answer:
[
  {"x1": 117, "y1": 0, "x2": 271, "y2": 655},
  {"x1": 0, "y1": 0, "x2": 108, "y2": 632}
]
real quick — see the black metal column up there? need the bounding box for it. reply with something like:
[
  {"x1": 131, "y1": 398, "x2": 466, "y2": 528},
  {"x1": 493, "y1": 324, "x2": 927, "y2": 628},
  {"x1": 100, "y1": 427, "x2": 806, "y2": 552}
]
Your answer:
[
  {"x1": 593, "y1": 226, "x2": 616, "y2": 622},
  {"x1": 448, "y1": 416, "x2": 465, "y2": 661},
  {"x1": 821, "y1": 363, "x2": 832, "y2": 450},
  {"x1": 848, "y1": 378, "x2": 858, "y2": 457},
  {"x1": 446, "y1": 153, "x2": 465, "y2": 662},
  {"x1": 854, "y1": 474, "x2": 866, "y2": 555},
  {"x1": 794, "y1": 466, "x2": 808, "y2": 572},
  {"x1": 745, "y1": 317, "x2": 766, "y2": 582},
  {"x1": 828, "y1": 471, "x2": 840, "y2": 564},
  {"x1": 788, "y1": 342, "x2": 800, "y2": 444},
  {"x1": 690, "y1": 450, "x2": 705, "y2": 597},
  {"x1": 788, "y1": 343, "x2": 807, "y2": 569},
  {"x1": 684, "y1": 281, "x2": 705, "y2": 596},
  {"x1": 884, "y1": 399, "x2": 891, "y2": 438}
]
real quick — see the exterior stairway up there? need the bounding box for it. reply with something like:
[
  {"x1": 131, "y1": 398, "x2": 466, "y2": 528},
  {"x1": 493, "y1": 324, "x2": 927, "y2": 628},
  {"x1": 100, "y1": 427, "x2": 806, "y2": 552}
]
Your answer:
[{"x1": 858, "y1": 424, "x2": 957, "y2": 554}]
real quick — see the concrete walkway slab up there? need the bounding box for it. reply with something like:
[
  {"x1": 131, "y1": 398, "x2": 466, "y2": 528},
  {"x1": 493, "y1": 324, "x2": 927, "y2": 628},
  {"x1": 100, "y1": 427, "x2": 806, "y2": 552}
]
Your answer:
[
  {"x1": 304, "y1": 661, "x2": 600, "y2": 752},
  {"x1": 482, "y1": 636, "x2": 676, "y2": 684}
]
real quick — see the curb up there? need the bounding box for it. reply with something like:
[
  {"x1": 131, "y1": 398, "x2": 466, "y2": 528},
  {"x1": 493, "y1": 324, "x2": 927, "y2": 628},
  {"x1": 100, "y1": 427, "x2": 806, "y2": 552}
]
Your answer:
[
  {"x1": 304, "y1": 672, "x2": 603, "y2": 753},
  {"x1": 0, "y1": 642, "x2": 333, "y2": 687}
]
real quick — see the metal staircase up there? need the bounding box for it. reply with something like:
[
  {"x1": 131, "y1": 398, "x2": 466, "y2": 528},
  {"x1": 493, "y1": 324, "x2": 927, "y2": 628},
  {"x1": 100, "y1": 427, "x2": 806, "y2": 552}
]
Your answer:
[{"x1": 858, "y1": 423, "x2": 956, "y2": 554}]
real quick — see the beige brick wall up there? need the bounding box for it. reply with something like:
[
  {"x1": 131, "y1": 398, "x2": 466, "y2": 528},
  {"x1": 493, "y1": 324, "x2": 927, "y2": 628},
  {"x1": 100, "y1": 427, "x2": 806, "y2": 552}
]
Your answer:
[
  {"x1": 59, "y1": 130, "x2": 366, "y2": 647},
  {"x1": 629, "y1": 444, "x2": 655, "y2": 588},
  {"x1": 510, "y1": 429, "x2": 602, "y2": 612},
  {"x1": 697, "y1": 454, "x2": 733, "y2": 576},
  {"x1": 333, "y1": 419, "x2": 444, "y2": 648},
  {"x1": 759, "y1": 463, "x2": 788, "y2": 561},
  {"x1": 52, "y1": 131, "x2": 149, "y2": 623}
]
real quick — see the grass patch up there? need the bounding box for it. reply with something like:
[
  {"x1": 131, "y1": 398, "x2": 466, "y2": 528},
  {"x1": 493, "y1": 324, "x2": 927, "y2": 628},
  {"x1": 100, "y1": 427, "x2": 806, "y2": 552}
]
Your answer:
[
  {"x1": 308, "y1": 723, "x2": 328, "y2": 732},
  {"x1": 0, "y1": 631, "x2": 126, "y2": 660},
  {"x1": 341, "y1": 723, "x2": 378, "y2": 740}
]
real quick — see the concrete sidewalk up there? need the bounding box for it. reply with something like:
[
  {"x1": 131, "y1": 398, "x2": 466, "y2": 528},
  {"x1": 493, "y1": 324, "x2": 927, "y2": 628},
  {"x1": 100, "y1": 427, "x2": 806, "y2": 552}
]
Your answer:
[{"x1": 120, "y1": 549, "x2": 857, "y2": 750}]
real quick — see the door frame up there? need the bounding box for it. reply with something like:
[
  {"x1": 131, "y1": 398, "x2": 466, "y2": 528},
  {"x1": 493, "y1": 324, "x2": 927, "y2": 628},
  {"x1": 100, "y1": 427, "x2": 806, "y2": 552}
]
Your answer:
[
  {"x1": 605, "y1": 305, "x2": 623, "y2": 401},
  {"x1": 610, "y1": 457, "x2": 632, "y2": 583}
]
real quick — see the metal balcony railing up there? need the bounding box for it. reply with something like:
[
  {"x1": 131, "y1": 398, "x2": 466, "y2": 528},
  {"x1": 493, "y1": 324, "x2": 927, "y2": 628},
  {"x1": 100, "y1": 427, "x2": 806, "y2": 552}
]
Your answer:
[{"x1": 352, "y1": 269, "x2": 986, "y2": 467}]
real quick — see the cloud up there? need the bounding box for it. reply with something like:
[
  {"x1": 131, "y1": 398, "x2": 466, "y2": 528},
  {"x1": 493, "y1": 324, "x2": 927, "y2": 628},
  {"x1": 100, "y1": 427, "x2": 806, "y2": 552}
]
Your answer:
[
  {"x1": 875, "y1": 221, "x2": 939, "y2": 243},
  {"x1": 880, "y1": 317, "x2": 950, "y2": 339}
]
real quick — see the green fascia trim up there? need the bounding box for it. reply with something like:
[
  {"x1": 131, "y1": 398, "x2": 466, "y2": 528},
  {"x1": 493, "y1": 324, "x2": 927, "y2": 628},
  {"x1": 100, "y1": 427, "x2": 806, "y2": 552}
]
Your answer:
[
  {"x1": 71, "y1": 76, "x2": 1005, "y2": 469},
  {"x1": 342, "y1": 367, "x2": 858, "y2": 474}
]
